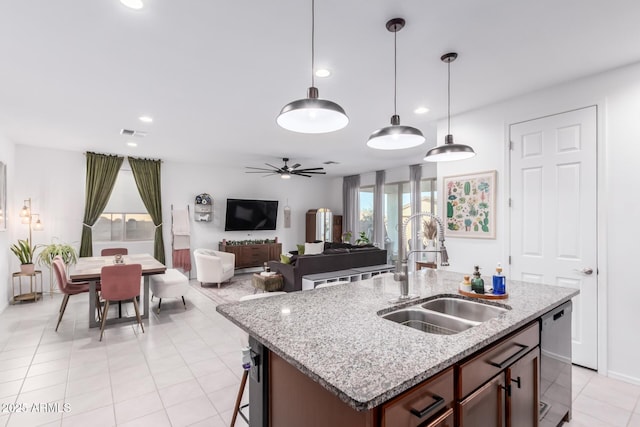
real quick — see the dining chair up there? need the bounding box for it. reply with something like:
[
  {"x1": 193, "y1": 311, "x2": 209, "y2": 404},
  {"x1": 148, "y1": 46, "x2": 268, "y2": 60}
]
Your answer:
[
  {"x1": 99, "y1": 263, "x2": 143, "y2": 341},
  {"x1": 101, "y1": 248, "x2": 128, "y2": 256},
  {"x1": 52, "y1": 256, "x2": 102, "y2": 332},
  {"x1": 100, "y1": 248, "x2": 129, "y2": 317}
]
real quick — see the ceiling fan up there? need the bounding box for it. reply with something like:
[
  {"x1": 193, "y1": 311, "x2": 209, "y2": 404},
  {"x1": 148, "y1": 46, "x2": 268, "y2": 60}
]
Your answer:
[{"x1": 245, "y1": 158, "x2": 326, "y2": 179}]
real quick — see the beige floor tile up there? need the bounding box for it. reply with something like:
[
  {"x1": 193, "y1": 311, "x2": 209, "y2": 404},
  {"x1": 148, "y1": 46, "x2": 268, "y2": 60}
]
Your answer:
[
  {"x1": 26, "y1": 359, "x2": 70, "y2": 378},
  {"x1": 114, "y1": 390, "x2": 163, "y2": 425},
  {"x1": 197, "y1": 368, "x2": 241, "y2": 395},
  {"x1": 110, "y1": 375, "x2": 156, "y2": 404},
  {"x1": 20, "y1": 370, "x2": 68, "y2": 394},
  {"x1": 6, "y1": 401, "x2": 64, "y2": 427},
  {"x1": 61, "y1": 404, "x2": 115, "y2": 427},
  {"x1": 165, "y1": 395, "x2": 218, "y2": 427},
  {"x1": 65, "y1": 372, "x2": 110, "y2": 398},
  {"x1": 0, "y1": 368, "x2": 28, "y2": 385},
  {"x1": 158, "y1": 378, "x2": 205, "y2": 408},
  {"x1": 581, "y1": 373, "x2": 640, "y2": 411},
  {"x1": 187, "y1": 414, "x2": 226, "y2": 427},
  {"x1": 118, "y1": 409, "x2": 171, "y2": 427},
  {"x1": 17, "y1": 383, "x2": 66, "y2": 408},
  {"x1": 207, "y1": 383, "x2": 245, "y2": 416},
  {"x1": 152, "y1": 365, "x2": 194, "y2": 389},
  {"x1": 64, "y1": 386, "x2": 112, "y2": 416},
  {"x1": 0, "y1": 381, "x2": 23, "y2": 400},
  {"x1": 2, "y1": 357, "x2": 33, "y2": 371},
  {"x1": 573, "y1": 393, "x2": 631, "y2": 426}
]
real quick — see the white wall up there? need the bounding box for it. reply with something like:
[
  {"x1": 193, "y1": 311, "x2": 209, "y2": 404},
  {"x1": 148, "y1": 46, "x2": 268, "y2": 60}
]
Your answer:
[
  {"x1": 0, "y1": 134, "x2": 15, "y2": 314},
  {"x1": 11, "y1": 145, "x2": 341, "y2": 291},
  {"x1": 436, "y1": 61, "x2": 640, "y2": 384}
]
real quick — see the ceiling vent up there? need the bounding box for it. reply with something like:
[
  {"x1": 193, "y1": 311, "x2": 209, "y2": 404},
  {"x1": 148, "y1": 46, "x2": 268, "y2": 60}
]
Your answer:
[
  {"x1": 323, "y1": 160, "x2": 340, "y2": 165},
  {"x1": 120, "y1": 129, "x2": 148, "y2": 138}
]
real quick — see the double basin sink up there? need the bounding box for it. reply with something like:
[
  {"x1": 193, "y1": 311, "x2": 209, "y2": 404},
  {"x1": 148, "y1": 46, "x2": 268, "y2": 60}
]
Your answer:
[{"x1": 380, "y1": 296, "x2": 510, "y2": 335}]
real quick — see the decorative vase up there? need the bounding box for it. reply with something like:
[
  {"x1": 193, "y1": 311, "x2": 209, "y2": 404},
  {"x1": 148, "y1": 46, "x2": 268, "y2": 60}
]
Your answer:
[
  {"x1": 20, "y1": 263, "x2": 35, "y2": 275},
  {"x1": 425, "y1": 240, "x2": 437, "y2": 264}
]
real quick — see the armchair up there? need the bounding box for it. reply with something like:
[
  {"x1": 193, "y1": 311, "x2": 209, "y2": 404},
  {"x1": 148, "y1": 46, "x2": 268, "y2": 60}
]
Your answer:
[{"x1": 194, "y1": 248, "x2": 235, "y2": 288}]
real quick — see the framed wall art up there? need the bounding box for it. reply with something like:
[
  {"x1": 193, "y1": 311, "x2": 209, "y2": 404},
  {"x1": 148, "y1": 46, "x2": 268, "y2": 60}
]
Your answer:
[{"x1": 443, "y1": 170, "x2": 497, "y2": 239}]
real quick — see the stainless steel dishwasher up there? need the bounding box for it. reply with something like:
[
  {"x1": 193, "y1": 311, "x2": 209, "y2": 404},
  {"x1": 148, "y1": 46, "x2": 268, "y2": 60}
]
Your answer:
[{"x1": 540, "y1": 301, "x2": 573, "y2": 426}]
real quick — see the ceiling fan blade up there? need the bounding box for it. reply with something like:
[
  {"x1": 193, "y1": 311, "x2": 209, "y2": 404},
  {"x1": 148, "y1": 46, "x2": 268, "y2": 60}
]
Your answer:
[
  {"x1": 295, "y1": 173, "x2": 313, "y2": 177},
  {"x1": 290, "y1": 163, "x2": 301, "y2": 169},
  {"x1": 295, "y1": 167, "x2": 325, "y2": 172},
  {"x1": 246, "y1": 167, "x2": 276, "y2": 171},
  {"x1": 246, "y1": 171, "x2": 277, "y2": 174},
  {"x1": 264, "y1": 163, "x2": 282, "y2": 171}
]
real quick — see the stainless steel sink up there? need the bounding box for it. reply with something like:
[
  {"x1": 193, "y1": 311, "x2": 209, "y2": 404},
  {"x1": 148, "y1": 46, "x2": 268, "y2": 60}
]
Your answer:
[
  {"x1": 381, "y1": 308, "x2": 477, "y2": 335},
  {"x1": 380, "y1": 296, "x2": 509, "y2": 335},
  {"x1": 421, "y1": 297, "x2": 508, "y2": 322}
]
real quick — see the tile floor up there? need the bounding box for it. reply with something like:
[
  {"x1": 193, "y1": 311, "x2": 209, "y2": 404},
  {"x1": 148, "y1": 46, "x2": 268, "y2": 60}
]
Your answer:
[{"x1": 0, "y1": 281, "x2": 639, "y2": 426}]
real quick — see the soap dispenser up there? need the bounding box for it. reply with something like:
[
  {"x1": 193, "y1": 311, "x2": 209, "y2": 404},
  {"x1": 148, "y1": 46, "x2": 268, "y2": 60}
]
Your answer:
[
  {"x1": 471, "y1": 266, "x2": 485, "y2": 294},
  {"x1": 492, "y1": 263, "x2": 506, "y2": 295}
]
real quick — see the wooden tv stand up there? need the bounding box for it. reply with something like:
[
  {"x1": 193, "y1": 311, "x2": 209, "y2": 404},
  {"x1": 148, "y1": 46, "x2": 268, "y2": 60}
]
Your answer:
[{"x1": 218, "y1": 242, "x2": 282, "y2": 269}]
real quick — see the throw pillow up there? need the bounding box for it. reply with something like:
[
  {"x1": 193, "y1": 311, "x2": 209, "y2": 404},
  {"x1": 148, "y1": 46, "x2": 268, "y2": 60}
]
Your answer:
[
  {"x1": 296, "y1": 244, "x2": 305, "y2": 255},
  {"x1": 304, "y1": 241, "x2": 324, "y2": 255},
  {"x1": 280, "y1": 253, "x2": 292, "y2": 264}
]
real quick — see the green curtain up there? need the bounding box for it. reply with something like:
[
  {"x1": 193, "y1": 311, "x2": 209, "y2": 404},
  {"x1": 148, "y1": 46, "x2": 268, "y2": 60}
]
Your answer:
[
  {"x1": 80, "y1": 152, "x2": 124, "y2": 257},
  {"x1": 128, "y1": 157, "x2": 165, "y2": 264}
]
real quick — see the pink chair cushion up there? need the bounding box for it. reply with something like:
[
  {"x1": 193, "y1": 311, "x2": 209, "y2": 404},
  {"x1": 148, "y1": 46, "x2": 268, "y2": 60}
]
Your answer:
[
  {"x1": 52, "y1": 257, "x2": 95, "y2": 295},
  {"x1": 100, "y1": 264, "x2": 142, "y2": 301}
]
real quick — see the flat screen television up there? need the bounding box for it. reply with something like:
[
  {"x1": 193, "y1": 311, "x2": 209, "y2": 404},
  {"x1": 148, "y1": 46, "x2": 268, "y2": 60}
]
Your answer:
[{"x1": 224, "y1": 198, "x2": 278, "y2": 231}]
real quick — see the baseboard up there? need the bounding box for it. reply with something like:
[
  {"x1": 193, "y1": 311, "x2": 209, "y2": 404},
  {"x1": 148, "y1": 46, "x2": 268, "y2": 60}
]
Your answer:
[{"x1": 607, "y1": 370, "x2": 640, "y2": 386}]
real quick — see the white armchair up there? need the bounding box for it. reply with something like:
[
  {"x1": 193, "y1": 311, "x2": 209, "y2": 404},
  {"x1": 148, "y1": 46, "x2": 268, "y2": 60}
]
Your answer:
[{"x1": 194, "y1": 248, "x2": 235, "y2": 288}]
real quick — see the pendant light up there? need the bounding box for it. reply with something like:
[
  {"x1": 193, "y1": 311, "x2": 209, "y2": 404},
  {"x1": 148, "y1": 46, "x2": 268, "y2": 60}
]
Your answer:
[
  {"x1": 424, "y1": 52, "x2": 476, "y2": 161},
  {"x1": 367, "y1": 18, "x2": 425, "y2": 150},
  {"x1": 276, "y1": 0, "x2": 348, "y2": 134}
]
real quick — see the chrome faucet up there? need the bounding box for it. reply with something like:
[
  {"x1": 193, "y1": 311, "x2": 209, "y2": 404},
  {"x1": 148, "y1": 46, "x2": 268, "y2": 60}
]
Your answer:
[{"x1": 392, "y1": 212, "x2": 450, "y2": 302}]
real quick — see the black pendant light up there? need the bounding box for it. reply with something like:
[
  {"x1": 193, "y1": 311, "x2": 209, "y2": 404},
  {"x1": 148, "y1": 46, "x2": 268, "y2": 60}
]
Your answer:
[
  {"x1": 424, "y1": 52, "x2": 476, "y2": 161},
  {"x1": 276, "y1": 0, "x2": 348, "y2": 134},
  {"x1": 367, "y1": 18, "x2": 425, "y2": 150}
]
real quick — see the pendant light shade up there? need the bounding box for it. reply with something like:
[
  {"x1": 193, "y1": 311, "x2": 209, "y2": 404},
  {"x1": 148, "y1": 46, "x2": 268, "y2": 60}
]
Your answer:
[
  {"x1": 277, "y1": 87, "x2": 349, "y2": 134},
  {"x1": 277, "y1": 0, "x2": 348, "y2": 134},
  {"x1": 367, "y1": 18, "x2": 425, "y2": 150},
  {"x1": 424, "y1": 52, "x2": 476, "y2": 162}
]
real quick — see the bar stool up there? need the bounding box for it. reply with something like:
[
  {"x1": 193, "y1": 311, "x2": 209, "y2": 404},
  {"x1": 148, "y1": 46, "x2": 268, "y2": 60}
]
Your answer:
[{"x1": 231, "y1": 291, "x2": 286, "y2": 426}]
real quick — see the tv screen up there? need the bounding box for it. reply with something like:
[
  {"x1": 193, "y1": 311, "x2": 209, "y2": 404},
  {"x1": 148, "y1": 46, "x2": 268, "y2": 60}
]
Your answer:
[{"x1": 224, "y1": 199, "x2": 278, "y2": 231}]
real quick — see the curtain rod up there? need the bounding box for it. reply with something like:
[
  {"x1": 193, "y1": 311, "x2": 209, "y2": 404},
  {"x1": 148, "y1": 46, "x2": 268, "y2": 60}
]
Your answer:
[{"x1": 83, "y1": 152, "x2": 163, "y2": 162}]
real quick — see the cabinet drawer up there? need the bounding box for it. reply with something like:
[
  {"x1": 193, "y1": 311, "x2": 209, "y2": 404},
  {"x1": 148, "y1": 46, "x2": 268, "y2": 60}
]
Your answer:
[
  {"x1": 458, "y1": 322, "x2": 539, "y2": 398},
  {"x1": 381, "y1": 367, "x2": 454, "y2": 427}
]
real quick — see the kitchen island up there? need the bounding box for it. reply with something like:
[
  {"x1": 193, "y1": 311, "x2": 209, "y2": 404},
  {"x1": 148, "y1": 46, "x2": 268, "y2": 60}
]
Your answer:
[{"x1": 217, "y1": 269, "x2": 578, "y2": 426}]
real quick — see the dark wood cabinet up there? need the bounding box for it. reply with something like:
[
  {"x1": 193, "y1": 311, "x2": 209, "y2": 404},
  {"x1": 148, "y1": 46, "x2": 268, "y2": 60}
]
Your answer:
[
  {"x1": 457, "y1": 322, "x2": 540, "y2": 427},
  {"x1": 218, "y1": 242, "x2": 282, "y2": 269},
  {"x1": 305, "y1": 209, "x2": 342, "y2": 243}
]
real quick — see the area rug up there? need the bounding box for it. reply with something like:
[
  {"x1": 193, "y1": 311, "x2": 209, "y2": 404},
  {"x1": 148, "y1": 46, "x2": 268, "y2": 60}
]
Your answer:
[{"x1": 192, "y1": 273, "x2": 256, "y2": 305}]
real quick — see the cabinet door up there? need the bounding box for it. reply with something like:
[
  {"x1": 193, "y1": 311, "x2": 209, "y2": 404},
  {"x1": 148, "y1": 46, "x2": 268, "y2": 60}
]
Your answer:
[
  {"x1": 506, "y1": 347, "x2": 540, "y2": 427},
  {"x1": 459, "y1": 374, "x2": 506, "y2": 427}
]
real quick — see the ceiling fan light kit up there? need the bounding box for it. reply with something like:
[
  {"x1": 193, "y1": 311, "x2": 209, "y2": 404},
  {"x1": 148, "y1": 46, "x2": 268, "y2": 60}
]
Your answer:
[
  {"x1": 367, "y1": 18, "x2": 425, "y2": 150},
  {"x1": 424, "y1": 52, "x2": 476, "y2": 162},
  {"x1": 277, "y1": 0, "x2": 348, "y2": 134}
]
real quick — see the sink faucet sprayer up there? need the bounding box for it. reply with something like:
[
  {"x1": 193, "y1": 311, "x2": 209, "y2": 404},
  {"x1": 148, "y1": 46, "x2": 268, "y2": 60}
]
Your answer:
[{"x1": 392, "y1": 212, "x2": 450, "y2": 303}]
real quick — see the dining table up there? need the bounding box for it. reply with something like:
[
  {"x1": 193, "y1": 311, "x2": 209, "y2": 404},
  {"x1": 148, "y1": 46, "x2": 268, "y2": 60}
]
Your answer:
[{"x1": 70, "y1": 253, "x2": 166, "y2": 328}]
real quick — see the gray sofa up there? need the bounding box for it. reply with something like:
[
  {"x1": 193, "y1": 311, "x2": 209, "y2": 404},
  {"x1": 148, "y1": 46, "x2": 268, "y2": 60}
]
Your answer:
[{"x1": 267, "y1": 247, "x2": 388, "y2": 292}]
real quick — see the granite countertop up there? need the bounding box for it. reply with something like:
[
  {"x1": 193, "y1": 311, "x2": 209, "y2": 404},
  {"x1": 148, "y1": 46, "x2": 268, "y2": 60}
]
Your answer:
[{"x1": 216, "y1": 269, "x2": 578, "y2": 411}]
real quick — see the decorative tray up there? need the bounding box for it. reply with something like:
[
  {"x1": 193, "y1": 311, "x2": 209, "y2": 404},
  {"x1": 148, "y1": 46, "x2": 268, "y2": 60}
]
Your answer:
[{"x1": 458, "y1": 289, "x2": 509, "y2": 300}]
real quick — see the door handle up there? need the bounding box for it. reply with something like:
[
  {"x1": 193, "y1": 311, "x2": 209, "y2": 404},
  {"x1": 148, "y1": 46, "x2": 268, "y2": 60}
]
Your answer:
[{"x1": 574, "y1": 267, "x2": 594, "y2": 275}]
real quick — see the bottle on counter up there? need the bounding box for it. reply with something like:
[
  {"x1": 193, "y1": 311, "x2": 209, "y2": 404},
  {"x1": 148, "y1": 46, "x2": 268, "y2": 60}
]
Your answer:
[
  {"x1": 492, "y1": 263, "x2": 506, "y2": 295},
  {"x1": 460, "y1": 275, "x2": 472, "y2": 293},
  {"x1": 471, "y1": 265, "x2": 485, "y2": 294}
]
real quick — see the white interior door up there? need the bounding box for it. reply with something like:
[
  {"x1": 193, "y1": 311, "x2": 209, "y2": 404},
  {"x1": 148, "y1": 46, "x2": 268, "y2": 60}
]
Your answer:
[{"x1": 510, "y1": 106, "x2": 597, "y2": 369}]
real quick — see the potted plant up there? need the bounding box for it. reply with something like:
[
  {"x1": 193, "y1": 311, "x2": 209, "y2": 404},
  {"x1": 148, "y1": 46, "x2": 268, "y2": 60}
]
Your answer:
[
  {"x1": 355, "y1": 231, "x2": 370, "y2": 246},
  {"x1": 10, "y1": 239, "x2": 38, "y2": 274},
  {"x1": 37, "y1": 241, "x2": 78, "y2": 269},
  {"x1": 342, "y1": 231, "x2": 352, "y2": 243}
]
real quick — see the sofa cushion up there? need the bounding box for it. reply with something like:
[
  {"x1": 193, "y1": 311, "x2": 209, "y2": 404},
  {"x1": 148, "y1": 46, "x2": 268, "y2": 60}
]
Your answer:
[
  {"x1": 323, "y1": 248, "x2": 349, "y2": 254},
  {"x1": 280, "y1": 253, "x2": 292, "y2": 264},
  {"x1": 304, "y1": 242, "x2": 324, "y2": 255},
  {"x1": 296, "y1": 244, "x2": 305, "y2": 255}
]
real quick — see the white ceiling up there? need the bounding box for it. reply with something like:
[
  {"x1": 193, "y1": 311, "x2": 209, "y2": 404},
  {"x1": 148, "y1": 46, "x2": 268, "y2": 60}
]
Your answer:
[{"x1": 1, "y1": 0, "x2": 639, "y2": 177}]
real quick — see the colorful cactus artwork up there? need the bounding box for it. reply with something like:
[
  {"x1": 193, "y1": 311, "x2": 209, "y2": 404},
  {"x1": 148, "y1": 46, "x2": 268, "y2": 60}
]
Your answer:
[{"x1": 442, "y1": 171, "x2": 497, "y2": 239}]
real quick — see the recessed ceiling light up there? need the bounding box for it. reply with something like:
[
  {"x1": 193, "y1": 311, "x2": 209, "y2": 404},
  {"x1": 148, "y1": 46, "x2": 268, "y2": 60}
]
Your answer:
[
  {"x1": 127, "y1": 141, "x2": 138, "y2": 147},
  {"x1": 315, "y1": 69, "x2": 331, "y2": 78},
  {"x1": 139, "y1": 116, "x2": 153, "y2": 123},
  {"x1": 414, "y1": 107, "x2": 430, "y2": 114},
  {"x1": 120, "y1": 0, "x2": 144, "y2": 10}
]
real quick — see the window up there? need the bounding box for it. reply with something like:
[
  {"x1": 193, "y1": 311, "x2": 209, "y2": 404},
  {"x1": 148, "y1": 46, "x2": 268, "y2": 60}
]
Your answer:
[
  {"x1": 359, "y1": 186, "x2": 374, "y2": 242},
  {"x1": 93, "y1": 169, "x2": 154, "y2": 242},
  {"x1": 94, "y1": 213, "x2": 155, "y2": 241}
]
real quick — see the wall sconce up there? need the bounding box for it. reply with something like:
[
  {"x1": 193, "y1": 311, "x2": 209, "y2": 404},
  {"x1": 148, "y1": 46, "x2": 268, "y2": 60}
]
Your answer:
[{"x1": 20, "y1": 198, "x2": 44, "y2": 244}]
